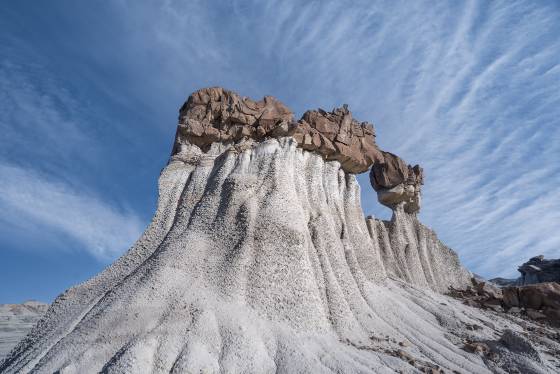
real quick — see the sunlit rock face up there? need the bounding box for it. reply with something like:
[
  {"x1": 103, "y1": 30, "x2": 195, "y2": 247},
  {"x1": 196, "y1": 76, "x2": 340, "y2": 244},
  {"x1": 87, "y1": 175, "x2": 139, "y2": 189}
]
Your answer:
[
  {"x1": 369, "y1": 151, "x2": 423, "y2": 214},
  {"x1": 174, "y1": 87, "x2": 383, "y2": 174},
  {"x1": 4, "y1": 88, "x2": 556, "y2": 374}
]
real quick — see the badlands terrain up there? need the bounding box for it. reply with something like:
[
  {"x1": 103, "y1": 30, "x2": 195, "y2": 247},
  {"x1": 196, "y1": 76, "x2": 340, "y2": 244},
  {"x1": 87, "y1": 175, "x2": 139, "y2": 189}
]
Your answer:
[
  {"x1": 1, "y1": 88, "x2": 559, "y2": 373},
  {"x1": 0, "y1": 301, "x2": 48, "y2": 362}
]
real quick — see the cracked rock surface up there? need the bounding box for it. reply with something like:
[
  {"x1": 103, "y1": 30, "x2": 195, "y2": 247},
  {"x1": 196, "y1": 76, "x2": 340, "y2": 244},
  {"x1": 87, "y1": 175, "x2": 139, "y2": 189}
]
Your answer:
[
  {"x1": 174, "y1": 87, "x2": 383, "y2": 174},
  {"x1": 369, "y1": 151, "x2": 423, "y2": 213},
  {"x1": 519, "y1": 256, "x2": 560, "y2": 285}
]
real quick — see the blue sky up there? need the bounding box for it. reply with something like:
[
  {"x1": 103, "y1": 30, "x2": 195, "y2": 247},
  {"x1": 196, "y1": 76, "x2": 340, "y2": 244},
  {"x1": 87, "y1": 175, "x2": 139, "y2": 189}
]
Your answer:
[{"x1": 1, "y1": 0, "x2": 559, "y2": 303}]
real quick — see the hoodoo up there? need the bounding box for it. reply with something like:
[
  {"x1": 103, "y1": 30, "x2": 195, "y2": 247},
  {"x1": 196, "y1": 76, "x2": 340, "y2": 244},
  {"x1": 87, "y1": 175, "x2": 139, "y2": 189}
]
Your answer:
[{"x1": 2, "y1": 88, "x2": 557, "y2": 373}]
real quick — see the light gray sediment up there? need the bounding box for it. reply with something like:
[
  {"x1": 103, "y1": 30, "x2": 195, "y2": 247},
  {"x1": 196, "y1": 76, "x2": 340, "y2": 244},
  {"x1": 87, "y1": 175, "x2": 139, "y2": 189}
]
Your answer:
[{"x1": 1, "y1": 139, "x2": 556, "y2": 373}]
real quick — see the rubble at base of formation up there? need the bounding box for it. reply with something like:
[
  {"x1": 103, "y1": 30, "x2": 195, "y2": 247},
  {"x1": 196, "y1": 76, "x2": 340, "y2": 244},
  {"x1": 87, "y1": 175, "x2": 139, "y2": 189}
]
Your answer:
[{"x1": 449, "y1": 277, "x2": 560, "y2": 326}]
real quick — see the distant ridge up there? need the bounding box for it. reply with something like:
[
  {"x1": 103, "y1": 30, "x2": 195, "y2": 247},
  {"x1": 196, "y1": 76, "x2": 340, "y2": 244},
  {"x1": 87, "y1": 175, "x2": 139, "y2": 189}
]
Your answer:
[{"x1": 0, "y1": 301, "x2": 48, "y2": 362}]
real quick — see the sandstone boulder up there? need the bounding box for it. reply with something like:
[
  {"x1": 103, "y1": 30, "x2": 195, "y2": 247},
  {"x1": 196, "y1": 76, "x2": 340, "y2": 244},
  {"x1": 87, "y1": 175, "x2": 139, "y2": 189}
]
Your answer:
[
  {"x1": 370, "y1": 151, "x2": 409, "y2": 190},
  {"x1": 296, "y1": 105, "x2": 382, "y2": 173},
  {"x1": 173, "y1": 87, "x2": 383, "y2": 173},
  {"x1": 501, "y1": 282, "x2": 560, "y2": 323},
  {"x1": 175, "y1": 87, "x2": 294, "y2": 151},
  {"x1": 369, "y1": 151, "x2": 423, "y2": 213},
  {"x1": 518, "y1": 282, "x2": 560, "y2": 310}
]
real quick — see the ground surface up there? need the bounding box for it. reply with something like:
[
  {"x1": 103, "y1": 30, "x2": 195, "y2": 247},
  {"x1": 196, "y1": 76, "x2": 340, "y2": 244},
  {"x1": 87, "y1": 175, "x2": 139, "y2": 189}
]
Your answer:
[
  {"x1": 2, "y1": 140, "x2": 558, "y2": 373},
  {"x1": 0, "y1": 301, "x2": 47, "y2": 362}
]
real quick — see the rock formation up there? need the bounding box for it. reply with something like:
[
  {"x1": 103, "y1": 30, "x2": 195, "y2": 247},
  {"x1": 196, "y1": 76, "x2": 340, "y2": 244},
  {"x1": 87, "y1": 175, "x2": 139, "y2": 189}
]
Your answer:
[
  {"x1": 451, "y1": 276, "x2": 560, "y2": 328},
  {"x1": 2, "y1": 88, "x2": 558, "y2": 374},
  {"x1": 518, "y1": 256, "x2": 560, "y2": 285},
  {"x1": 503, "y1": 283, "x2": 560, "y2": 320},
  {"x1": 174, "y1": 87, "x2": 382, "y2": 173},
  {"x1": 370, "y1": 151, "x2": 423, "y2": 213},
  {"x1": 366, "y1": 207, "x2": 468, "y2": 292},
  {"x1": 490, "y1": 256, "x2": 560, "y2": 287},
  {"x1": 0, "y1": 301, "x2": 48, "y2": 362}
]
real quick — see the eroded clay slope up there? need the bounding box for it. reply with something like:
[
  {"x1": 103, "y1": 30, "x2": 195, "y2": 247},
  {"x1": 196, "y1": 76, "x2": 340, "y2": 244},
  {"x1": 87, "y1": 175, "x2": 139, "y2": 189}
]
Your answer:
[
  {"x1": 367, "y1": 209, "x2": 470, "y2": 293},
  {"x1": 2, "y1": 88, "x2": 555, "y2": 374}
]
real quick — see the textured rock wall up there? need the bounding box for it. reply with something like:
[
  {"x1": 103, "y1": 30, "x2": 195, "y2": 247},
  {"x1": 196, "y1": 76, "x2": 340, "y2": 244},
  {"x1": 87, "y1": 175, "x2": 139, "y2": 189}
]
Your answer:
[
  {"x1": 7, "y1": 127, "x2": 560, "y2": 373},
  {"x1": 7, "y1": 88, "x2": 527, "y2": 373},
  {"x1": 174, "y1": 87, "x2": 383, "y2": 174},
  {"x1": 176, "y1": 87, "x2": 424, "y2": 210},
  {"x1": 518, "y1": 256, "x2": 560, "y2": 285},
  {"x1": 367, "y1": 208, "x2": 470, "y2": 293},
  {"x1": 1, "y1": 139, "x2": 481, "y2": 374}
]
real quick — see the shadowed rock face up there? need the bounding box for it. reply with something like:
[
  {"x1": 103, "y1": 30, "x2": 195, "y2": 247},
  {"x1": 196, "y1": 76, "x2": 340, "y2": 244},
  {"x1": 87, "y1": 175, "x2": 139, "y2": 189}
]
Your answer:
[
  {"x1": 503, "y1": 283, "x2": 560, "y2": 313},
  {"x1": 451, "y1": 276, "x2": 560, "y2": 326},
  {"x1": 518, "y1": 256, "x2": 560, "y2": 285},
  {"x1": 369, "y1": 151, "x2": 423, "y2": 213},
  {"x1": 174, "y1": 87, "x2": 383, "y2": 174}
]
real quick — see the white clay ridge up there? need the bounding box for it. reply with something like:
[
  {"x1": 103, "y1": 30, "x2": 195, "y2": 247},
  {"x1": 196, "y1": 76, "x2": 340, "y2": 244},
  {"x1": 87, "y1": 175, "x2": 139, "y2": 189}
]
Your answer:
[{"x1": 1, "y1": 138, "x2": 557, "y2": 373}]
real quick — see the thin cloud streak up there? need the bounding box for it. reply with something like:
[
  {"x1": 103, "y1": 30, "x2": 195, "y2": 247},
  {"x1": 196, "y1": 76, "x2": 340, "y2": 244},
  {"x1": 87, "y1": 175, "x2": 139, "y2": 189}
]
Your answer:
[
  {"x1": 2, "y1": 0, "x2": 558, "y2": 278},
  {"x1": 0, "y1": 164, "x2": 143, "y2": 260},
  {"x1": 110, "y1": 0, "x2": 560, "y2": 278},
  {"x1": 0, "y1": 59, "x2": 93, "y2": 166}
]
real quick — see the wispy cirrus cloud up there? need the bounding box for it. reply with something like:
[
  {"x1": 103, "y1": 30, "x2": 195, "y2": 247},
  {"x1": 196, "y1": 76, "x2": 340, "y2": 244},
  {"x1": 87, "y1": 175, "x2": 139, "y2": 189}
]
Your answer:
[
  {"x1": 362, "y1": 1, "x2": 560, "y2": 278},
  {"x1": 1, "y1": 0, "x2": 558, "y2": 280},
  {"x1": 108, "y1": 0, "x2": 560, "y2": 277},
  {"x1": 0, "y1": 28, "x2": 147, "y2": 262},
  {"x1": 0, "y1": 164, "x2": 143, "y2": 260}
]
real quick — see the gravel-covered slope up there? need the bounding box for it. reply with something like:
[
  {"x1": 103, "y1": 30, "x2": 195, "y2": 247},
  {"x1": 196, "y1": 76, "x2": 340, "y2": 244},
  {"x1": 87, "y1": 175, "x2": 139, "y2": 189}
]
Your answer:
[{"x1": 1, "y1": 139, "x2": 555, "y2": 373}]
